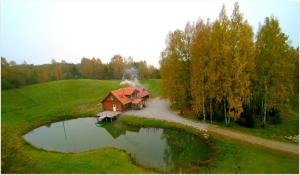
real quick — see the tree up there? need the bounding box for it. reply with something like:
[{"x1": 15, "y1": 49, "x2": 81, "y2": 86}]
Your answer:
[
  {"x1": 286, "y1": 46, "x2": 299, "y2": 96},
  {"x1": 20, "y1": 61, "x2": 31, "y2": 84},
  {"x1": 255, "y1": 16, "x2": 293, "y2": 127},
  {"x1": 160, "y1": 28, "x2": 191, "y2": 110},
  {"x1": 37, "y1": 68, "x2": 49, "y2": 83},
  {"x1": 210, "y1": 5, "x2": 231, "y2": 124},
  {"x1": 110, "y1": 55, "x2": 125, "y2": 79},
  {"x1": 1, "y1": 57, "x2": 15, "y2": 89},
  {"x1": 190, "y1": 19, "x2": 211, "y2": 121},
  {"x1": 51, "y1": 59, "x2": 62, "y2": 80},
  {"x1": 226, "y1": 2, "x2": 254, "y2": 124},
  {"x1": 138, "y1": 60, "x2": 149, "y2": 80},
  {"x1": 148, "y1": 65, "x2": 160, "y2": 79},
  {"x1": 80, "y1": 57, "x2": 92, "y2": 78}
]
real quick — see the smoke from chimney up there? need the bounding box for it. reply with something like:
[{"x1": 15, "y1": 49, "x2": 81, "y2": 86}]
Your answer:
[{"x1": 120, "y1": 67, "x2": 141, "y2": 87}]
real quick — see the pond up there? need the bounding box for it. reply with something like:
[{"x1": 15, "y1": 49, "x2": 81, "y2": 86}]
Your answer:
[{"x1": 23, "y1": 117, "x2": 212, "y2": 172}]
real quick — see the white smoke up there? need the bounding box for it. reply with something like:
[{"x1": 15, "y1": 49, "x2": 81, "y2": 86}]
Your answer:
[
  {"x1": 120, "y1": 67, "x2": 141, "y2": 87},
  {"x1": 120, "y1": 79, "x2": 137, "y2": 87}
]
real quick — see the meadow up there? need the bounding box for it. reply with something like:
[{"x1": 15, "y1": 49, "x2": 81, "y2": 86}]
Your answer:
[{"x1": 1, "y1": 79, "x2": 298, "y2": 173}]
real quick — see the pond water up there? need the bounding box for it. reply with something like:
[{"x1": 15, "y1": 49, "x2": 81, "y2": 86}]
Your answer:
[{"x1": 23, "y1": 117, "x2": 211, "y2": 172}]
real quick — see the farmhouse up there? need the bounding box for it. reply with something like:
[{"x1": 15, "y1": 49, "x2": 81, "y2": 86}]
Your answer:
[{"x1": 101, "y1": 87, "x2": 150, "y2": 112}]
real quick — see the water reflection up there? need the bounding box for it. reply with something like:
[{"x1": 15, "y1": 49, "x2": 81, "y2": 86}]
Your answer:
[
  {"x1": 99, "y1": 120, "x2": 140, "y2": 139},
  {"x1": 23, "y1": 117, "x2": 211, "y2": 172}
]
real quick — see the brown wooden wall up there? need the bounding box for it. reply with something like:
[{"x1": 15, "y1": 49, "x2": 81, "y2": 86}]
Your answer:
[{"x1": 102, "y1": 94, "x2": 125, "y2": 112}]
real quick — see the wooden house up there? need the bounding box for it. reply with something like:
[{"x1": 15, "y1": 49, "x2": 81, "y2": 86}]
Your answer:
[{"x1": 101, "y1": 87, "x2": 150, "y2": 112}]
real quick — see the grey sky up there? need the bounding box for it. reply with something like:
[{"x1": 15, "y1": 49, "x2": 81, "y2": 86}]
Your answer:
[{"x1": 1, "y1": 0, "x2": 299, "y2": 67}]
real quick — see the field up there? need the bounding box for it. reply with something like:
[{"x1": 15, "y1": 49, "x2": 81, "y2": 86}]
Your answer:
[{"x1": 1, "y1": 79, "x2": 298, "y2": 173}]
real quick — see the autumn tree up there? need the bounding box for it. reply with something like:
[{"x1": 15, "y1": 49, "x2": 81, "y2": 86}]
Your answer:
[
  {"x1": 1, "y1": 57, "x2": 15, "y2": 89},
  {"x1": 1, "y1": 57, "x2": 26, "y2": 88},
  {"x1": 138, "y1": 60, "x2": 149, "y2": 80},
  {"x1": 255, "y1": 16, "x2": 295, "y2": 126},
  {"x1": 287, "y1": 46, "x2": 299, "y2": 96},
  {"x1": 37, "y1": 68, "x2": 49, "y2": 83},
  {"x1": 148, "y1": 65, "x2": 160, "y2": 79},
  {"x1": 160, "y1": 27, "x2": 192, "y2": 110},
  {"x1": 210, "y1": 5, "x2": 232, "y2": 124},
  {"x1": 51, "y1": 59, "x2": 62, "y2": 80},
  {"x1": 80, "y1": 57, "x2": 92, "y2": 78},
  {"x1": 226, "y1": 2, "x2": 254, "y2": 124},
  {"x1": 190, "y1": 19, "x2": 211, "y2": 121},
  {"x1": 91, "y1": 57, "x2": 104, "y2": 79},
  {"x1": 110, "y1": 55, "x2": 125, "y2": 79},
  {"x1": 19, "y1": 61, "x2": 31, "y2": 84}
]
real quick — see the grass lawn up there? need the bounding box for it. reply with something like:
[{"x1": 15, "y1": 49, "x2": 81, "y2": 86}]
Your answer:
[
  {"x1": 140, "y1": 79, "x2": 161, "y2": 97},
  {"x1": 121, "y1": 116, "x2": 299, "y2": 174},
  {"x1": 2, "y1": 79, "x2": 298, "y2": 173},
  {"x1": 1, "y1": 79, "x2": 159, "y2": 173}
]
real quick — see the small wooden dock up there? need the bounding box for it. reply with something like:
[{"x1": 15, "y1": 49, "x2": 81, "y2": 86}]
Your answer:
[{"x1": 96, "y1": 111, "x2": 121, "y2": 122}]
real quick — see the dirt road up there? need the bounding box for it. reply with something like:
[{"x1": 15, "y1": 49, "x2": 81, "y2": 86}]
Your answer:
[{"x1": 123, "y1": 98, "x2": 299, "y2": 155}]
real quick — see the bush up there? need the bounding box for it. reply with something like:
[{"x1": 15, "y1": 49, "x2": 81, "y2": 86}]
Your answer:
[
  {"x1": 1, "y1": 79, "x2": 16, "y2": 89},
  {"x1": 269, "y1": 108, "x2": 281, "y2": 124},
  {"x1": 238, "y1": 106, "x2": 256, "y2": 128}
]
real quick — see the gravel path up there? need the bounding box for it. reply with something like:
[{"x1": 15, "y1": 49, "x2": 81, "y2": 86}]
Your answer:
[
  {"x1": 123, "y1": 98, "x2": 299, "y2": 155},
  {"x1": 123, "y1": 98, "x2": 209, "y2": 131}
]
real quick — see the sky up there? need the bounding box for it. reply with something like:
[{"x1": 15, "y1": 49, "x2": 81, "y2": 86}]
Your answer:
[{"x1": 1, "y1": 0, "x2": 299, "y2": 67}]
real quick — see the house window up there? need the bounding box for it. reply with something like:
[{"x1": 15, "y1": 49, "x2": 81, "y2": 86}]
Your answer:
[{"x1": 132, "y1": 92, "x2": 137, "y2": 99}]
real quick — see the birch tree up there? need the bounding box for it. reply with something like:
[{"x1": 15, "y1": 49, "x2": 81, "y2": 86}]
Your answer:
[
  {"x1": 227, "y1": 2, "x2": 254, "y2": 124},
  {"x1": 211, "y1": 5, "x2": 231, "y2": 124},
  {"x1": 255, "y1": 16, "x2": 293, "y2": 127},
  {"x1": 190, "y1": 19, "x2": 211, "y2": 120},
  {"x1": 160, "y1": 29, "x2": 191, "y2": 110}
]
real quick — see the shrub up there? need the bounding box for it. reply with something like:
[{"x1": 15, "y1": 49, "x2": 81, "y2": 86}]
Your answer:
[
  {"x1": 1, "y1": 79, "x2": 16, "y2": 89},
  {"x1": 268, "y1": 108, "x2": 281, "y2": 124}
]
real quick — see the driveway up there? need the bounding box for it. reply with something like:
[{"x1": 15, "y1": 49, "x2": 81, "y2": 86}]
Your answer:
[
  {"x1": 123, "y1": 98, "x2": 299, "y2": 155},
  {"x1": 123, "y1": 98, "x2": 209, "y2": 131}
]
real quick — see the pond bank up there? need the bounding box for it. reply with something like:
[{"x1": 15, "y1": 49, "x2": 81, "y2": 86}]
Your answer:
[{"x1": 23, "y1": 117, "x2": 214, "y2": 173}]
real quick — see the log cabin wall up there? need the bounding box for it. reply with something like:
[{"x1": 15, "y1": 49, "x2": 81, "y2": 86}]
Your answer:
[{"x1": 102, "y1": 94, "x2": 125, "y2": 112}]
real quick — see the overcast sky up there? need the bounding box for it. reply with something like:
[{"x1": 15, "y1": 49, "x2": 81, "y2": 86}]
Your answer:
[{"x1": 1, "y1": 0, "x2": 299, "y2": 67}]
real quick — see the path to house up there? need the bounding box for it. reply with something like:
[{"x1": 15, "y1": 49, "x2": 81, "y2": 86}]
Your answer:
[{"x1": 123, "y1": 98, "x2": 299, "y2": 155}]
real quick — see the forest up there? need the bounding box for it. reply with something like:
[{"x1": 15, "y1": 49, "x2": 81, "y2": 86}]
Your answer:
[
  {"x1": 160, "y1": 3, "x2": 299, "y2": 128},
  {"x1": 1, "y1": 55, "x2": 160, "y2": 89}
]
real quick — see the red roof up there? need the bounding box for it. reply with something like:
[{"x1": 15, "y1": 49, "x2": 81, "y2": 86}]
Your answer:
[
  {"x1": 136, "y1": 88, "x2": 150, "y2": 98},
  {"x1": 132, "y1": 98, "x2": 142, "y2": 104},
  {"x1": 102, "y1": 87, "x2": 150, "y2": 105},
  {"x1": 114, "y1": 86, "x2": 137, "y2": 96},
  {"x1": 111, "y1": 91, "x2": 131, "y2": 104}
]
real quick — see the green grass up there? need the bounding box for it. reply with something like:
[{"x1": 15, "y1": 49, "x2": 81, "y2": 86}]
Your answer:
[
  {"x1": 182, "y1": 96, "x2": 299, "y2": 143},
  {"x1": 22, "y1": 145, "x2": 150, "y2": 173},
  {"x1": 140, "y1": 79, "x2": 161, "y2": 97},
  {"x1": 121, "y1": 116, "x2": 299, "y2": 174},
  {"x1": 2, "y1": 79, "x2": 298, "y2": 173},
  {"x1": 212, "y1": 109, "x2": 299, "y2": 142},
  {"x1": 1, "y1": 79, "x2": 160, "y2": 173}
]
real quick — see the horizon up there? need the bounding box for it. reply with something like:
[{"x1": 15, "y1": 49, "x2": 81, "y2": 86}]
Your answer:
[{"x1": 1, "y1": 0, "x2": 299, "y2": 68}]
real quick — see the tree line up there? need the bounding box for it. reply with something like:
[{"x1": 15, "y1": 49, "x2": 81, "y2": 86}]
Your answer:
[
  {"x1": 160, "y1": 3, "x2": 299, "y2": 127},
  {"x1": 1, "y1": 55, "x2": 160, "y2": 89}
]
